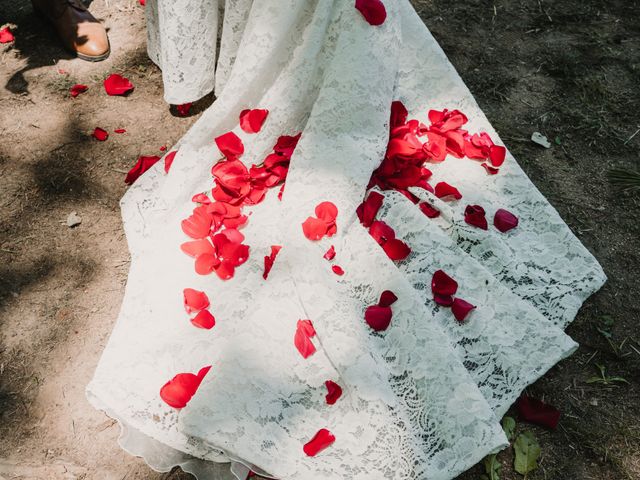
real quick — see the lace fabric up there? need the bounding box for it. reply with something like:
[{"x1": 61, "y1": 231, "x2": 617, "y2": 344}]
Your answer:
[{"x1": 88, "y1": 1, "x2": 606, "y2": 479}]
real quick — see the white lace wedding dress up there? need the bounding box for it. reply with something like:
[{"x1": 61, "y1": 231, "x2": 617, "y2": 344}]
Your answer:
[{"x1": 87, "y1": 1, "x2": 606, "y2": 479}]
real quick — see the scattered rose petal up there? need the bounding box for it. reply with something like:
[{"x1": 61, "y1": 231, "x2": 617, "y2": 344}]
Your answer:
[
  {"x1": 481, "y1": 163, "x2": 500, "y2": 175},
  {"x1": 434, "y1": 182, "x2": 462, "y2": 200},
  {"x1": 516, "y1": 395, "x2": 561, "y2": 429},
  {"x1": 431, "y1": 270, "x2": 458, "y2": 297},
  {"x1": 324, "y1": 380, "x2": 343, "y2": 405},
  {"x1": 303, "y1": 429, "x2": 335, "y2": 457},
  {"x1": 378, "y1": 290, "x2": 398, "y2": 307},
  {"x1": 418, "y1": 202, "x2": 440, "y2": 218},
  {"x1": 114, "y1": 128, "x2": 126, "y2": 134},
  {"x1": 332, "y1": 265, "x2": 345, "y2": 276},
  {"x1": 181, "y1": 208, "x2": 212, "y2": 239},
  {"x1": 294, "y1": 319, "x2": 316, "y2": 359},
  {"x1": 464, "y1": 204, "x2": 488, "y2": 230},
  {"x1": 215, "y1": 132, "x2": 244, "y2": 159},
  {"x1": 0, "y1": 26, "x2": 15, "y2": 44},
  {"x1": 433, "y1": 293, "x2": 454, "y2": 307},
  {"x1": 494, "y1": 208, "x2": 519, "y2": 233},
  {"x1": 382, "y1": 238, "x2": 411, "y2": 261},
  {"x1": 70, "y1": 84, "x2": 88, "y2": 98},
  {"x1": 356, "y1": 191, "x2": 384, "y2": 227},
  {"x1": 365, "y1": 305, "x2": 393, "y2": 331},
  {"x1": 183, "y1": 288, "x2": 210, "y2": 314},
  {"x1": 302, "y1": 202, "x2": 338, "y2": 241},
  {"x1": 159, "y1": 365, "x2": 211, "y2": 409},
  {"x1": 263, "y1": 245, "x2": 282, "y2": 280},
  {"x1": 177, "y1": 102, "x2": 192, "y2": 117},
  {"x1": 451, "y1": 298, "x2": 476, "y2": 322},
  {"x1": 315, "y1": 202, "x2": 338, "y2": 223},
  {"x1": 240, "y1": 109, "x2": 269, "y2": 134},
  {"x1": 164, "y1": 150, "x2": 177, "y2": 173},
  {"x1": 125, "y1": 155, "x2": 161, "y2": 185},
  {"x1": 104, "y1": 73, "x2": 134, "y2": 96},
  {"x1": 355, "y1": 0, "x2": 387, "y2": 26},
  {"x1": 139, "y1": 0, "x2": 145, "y2": 5},
  {"x1": 191, "y1": 309, "x2": 216, "y2": 329},
  {"x1": 323, "y1": 245, "x2": 336, "y2": 261},
  {"x1": 160, "y1": 145, "x2": 167, "y2": 152},
  {"x1": 92, "y1": 127, "x2": 108, "y2": 141}
]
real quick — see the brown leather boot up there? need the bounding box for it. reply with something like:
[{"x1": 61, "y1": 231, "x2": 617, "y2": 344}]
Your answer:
[{"x1": 32, "y1": 0, "x2": 110, "y2": 62}]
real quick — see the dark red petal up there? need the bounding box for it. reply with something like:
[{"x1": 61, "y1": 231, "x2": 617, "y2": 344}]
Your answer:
[
  {"x1": 70, "y1": 84, "x2": 88, "y2": 97},
  {"x1": 369, "y1": 220, "x2": 395, "y2": 245},
  {"x1": 354, "y1": 0, "x2": 387, "y2": 26},
  {"x1": 239, "y1": 109, "x2": 269, "y2": 134},
  {"x1": 378, "y1": 290, "x2": 398, "y2": 307},
  {"x1": 323, "y1": 245, "x2": 336, "y2": 261},
  {"x1": 481, "y1": 163, "x2": 500, "y2": 175},
  {"x1": 516, "y1": 395, "x2": 561, "y2": 429},
  {"x1": 431, "y1": 269, "x2": 458, "y2": 296},
  {"x1": 294, "y1": 319, "x2": 316, "y2": 359},
  {"x1": 433, "y1": 294, "x2": 454, "y2": 307},
  {"x1": 104, "y1": 73, "x2": 134, "y2": 96},
  {"x1": 365, "y1": 305, "x2": 393, "y2": 331},
  {"x1": 418, "y1": 202, "x2": 441, "y2": 218},
  {"x1": 263, "y1": 245, "x2": 282, "y2": 280},
  {"x1": 176, "y1": 102, "x2": 192, "y2": 117},
  {"x1": 191, "y1": 309, "x2": 216, "y2": 329},
  {"x1": 324, "y1": 380, "x2": 343, "y2": 405},
  {"x1": 315, "y1": 202, "x2": 338, "y2": 223},
  {"x1": 390, "y1": 100, "x2": 408, "y2": 128},
  {"x1": 164, "y1": 151, "x2": 177, "y2": 174},
  {"x1": 214, "y1": 132, "x2": 245, "y2": 158},
  {"x1": 464, "y1": 204, "x2": 488, "y2": 230},
  {"x1": 302, "y1": 217, "x2": 329, "y2": 241},
  {"x1": 489, "y1": 145, "x2": 506, "y2": 167},
  {"x1": 332, "y1": 265, "x2": 345, "y2": 276},
  {"x1": 356, "y1": 191, "x2": 384, "y2": 227},
  {"x1": 0, "y1": 26, "x2": 15, "y2": 44},
  {"x1": 159, "y1": 366, "x2": 211, "y2": 409},
  {"x1": 125, "y1": 155, "x2": 161, "y2": 185},
  {"x1": 451, "y1": 298, "x2": 476, "y2": 322},
  {"x1": 183, "y1": 288, "x2": 210, "y2": 314},
  {"x1": 494, "y1": 208, "x2": 519, "y2": 233},
  {"x1": 114, "y1": 128, "x2": 127, "y2": 134},
  {"x1": 434, "y1": 182, "x2": 462, "y2": 200},
  {"x1": 92, "y1": 127, "x2": 109, "y2": 141},
  {"x1": 382, "y1": 238, "x2": 411, "y2": 261}
]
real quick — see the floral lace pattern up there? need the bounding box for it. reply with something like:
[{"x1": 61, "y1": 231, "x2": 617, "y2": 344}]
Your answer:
[{"x1": 88, "y1": 1, "x2": 606, "y2": 479}]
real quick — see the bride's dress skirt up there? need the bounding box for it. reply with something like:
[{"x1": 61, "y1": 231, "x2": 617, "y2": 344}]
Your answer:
[{"x1": 87, "y1": 1, "x2": 606, "y2": 479}]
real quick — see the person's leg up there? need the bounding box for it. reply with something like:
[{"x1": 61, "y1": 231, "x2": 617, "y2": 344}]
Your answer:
[{"x1": 32, "y1": 0, "x2": 110, "y2": 62}]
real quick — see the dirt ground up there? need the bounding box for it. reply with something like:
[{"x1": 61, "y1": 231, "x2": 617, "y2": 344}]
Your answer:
[{"x1": 0, "y1": 0, "x2": 639, "y2": 479}]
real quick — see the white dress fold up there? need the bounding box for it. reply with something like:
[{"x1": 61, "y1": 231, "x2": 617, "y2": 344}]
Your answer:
[{"x1": 88, "y1": 1, "x2": 606, "y2": 479}]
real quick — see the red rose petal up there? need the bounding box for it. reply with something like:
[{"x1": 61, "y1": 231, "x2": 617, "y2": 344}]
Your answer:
[
  {"x1": 263, "y1": 245, "x2": 282, "y2": 280},
  {"x1": 180, "y1": 239, "x2": 215, "y2": 258},
  {"x1": 177, "y1": 102, "x2": 192, "y2": 117},
  {"x1": 489, "y1": 145, "x2": 506, "y2": 167},
  {"x1": 160, "y1": 145, "x2": 167, "y2": 152},
  {"x1": 239, "y1": 109, "x2": 269, "y2": 134},
  {"x1": 418, "y1": 202, "x2": 441, "y2": 218},
  {"x1": 0, "y1": 26, "x2": 15, "y2": 44},
  {"x1": 294, "y1": 319, "x2": 317, "y2": 359},
  {"x1": 431, "y1": 270, "x2": 458, "y2": 297},
  {"x1": 302, "y1": 216, "x2": 329, "y2": 241},
  {"x1": 139, "y1": 0, "x2": 145, "y2": 5},
  {"x1": 434, "y1": 182, "x2": 462, "y2": 200},
  {"x1": 365, "y1": 305, "x2": 393, "y2": 331},
  {"x1": 159, "y1": 365, "x2": 211, "y2": 409},
  {"x1": 382, "y1": 238, "x2": 411, "y2": 261},
  {"x1": 355, "y1": 0, "x2": 387, "y2": 26},
  {"x1": 324, "y1": 380, "x2": 343, "y2": 405},
  {"x1": 315, "y1": 202, "x2": 338, "y2": 223},
  {"x1": 114, "y1": 128, "x2": 126, "y2": 134},
  {"x1": 332, "y1": 265, "x2": 345, "y2": 276},
  {"x1": 181, "y1": 209, "x2": 212, "y2": 239},
  {"x1": 214, "y1": 132, "x2": 244, "y2": 159},
  {"x1": 191, "y1": 309, "x2": 216, "y2": 329},
  {"x1": 164, "y1": 151, "x2": 177, "y2": 173},
  {"x1": 125, "y1": 155, "x2": 161, "y2": 185},
  {"x1": 481, "y1": 163, "x2": 500, "y2": 175},
  {"x1": 104, "y1": 73, "x2": 134, "y2": 96},
  {"x1": 433, "y1": 294, "x2": 454, "y2": 307},
  {"x1": 323, "y1": 245, "x2": 336, "y2": 261},
  {"x1": 378, "y1": 290, "x2": 398, "y2": 307},
  {"x1": 92, "y1": 127, "x2": 109, "y2": 141},
  {"x1": 369, "y1": 220, "x2": 395, "y2": 245},
  {"x1": 70, "y1": 84, "x2": 88, "y2": 98},
  {"x1": 516, "y1": 395, "x2": 561, "y2": 429},
  {"x1": 192, "y1": 193, "x2": 211, "y2": 204},
  {"x1": 451, "y1": 298, "x2": 476, "y2": 322},
  {"x1": 464, "y1": 204, "x2": 488, "y2": 230},
  {"x1": 195, "y1": 253, "x2": 220, "y2": 275},
  {"x1": 356, "y1": 191, "x2": 384, "y2": 227},
  {"x1": 494, "y1": 208, "x2": 519, "y2": 233},
  {"x1": 183, "y1": 288, "x2": 210, "y2": 314},
  {"x1": 390, "y1": 100, "x2": 408, "y2": 128}
]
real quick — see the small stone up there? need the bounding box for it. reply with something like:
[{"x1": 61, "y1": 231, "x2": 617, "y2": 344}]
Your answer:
[
  {"x1": 66, "y1": 211, "x2": 82, "y2": 228},
  {"x1": 531, "y1": 132, "x2": 551, "y2": 148}
]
